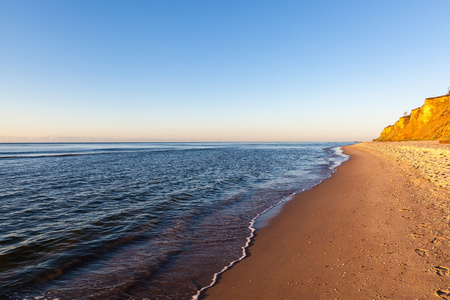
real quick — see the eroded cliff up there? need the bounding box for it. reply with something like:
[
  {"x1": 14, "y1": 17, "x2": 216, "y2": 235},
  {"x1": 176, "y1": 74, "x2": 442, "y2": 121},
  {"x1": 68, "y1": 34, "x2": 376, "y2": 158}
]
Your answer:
[{"x1": 375, "y1": 95, "x2": 450, "y2": 141}]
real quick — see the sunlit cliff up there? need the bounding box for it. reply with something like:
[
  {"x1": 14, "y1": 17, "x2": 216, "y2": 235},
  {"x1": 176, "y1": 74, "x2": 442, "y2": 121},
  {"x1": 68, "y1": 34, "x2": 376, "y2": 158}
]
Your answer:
[{"x1": 375, "y1": 94, "x2": 450, "y2": 141}]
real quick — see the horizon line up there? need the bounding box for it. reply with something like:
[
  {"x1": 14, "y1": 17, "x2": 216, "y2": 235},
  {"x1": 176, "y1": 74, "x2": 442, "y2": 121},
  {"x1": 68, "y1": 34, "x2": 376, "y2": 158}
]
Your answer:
[{"x1": 0, "y1": 136, "x2": 359, "y2": 143}]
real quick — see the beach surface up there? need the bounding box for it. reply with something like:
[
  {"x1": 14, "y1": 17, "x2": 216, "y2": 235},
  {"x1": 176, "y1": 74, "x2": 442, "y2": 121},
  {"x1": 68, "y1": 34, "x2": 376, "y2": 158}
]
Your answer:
[{"x1": 203, "y1": 142, "x2": 450, "y2": 299}]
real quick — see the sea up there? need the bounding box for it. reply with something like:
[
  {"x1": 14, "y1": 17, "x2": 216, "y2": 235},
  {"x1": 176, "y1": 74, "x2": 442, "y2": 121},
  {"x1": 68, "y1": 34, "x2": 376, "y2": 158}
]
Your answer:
[{"x1": 0, "y1": 142, "x2": 351, "y2": 299}]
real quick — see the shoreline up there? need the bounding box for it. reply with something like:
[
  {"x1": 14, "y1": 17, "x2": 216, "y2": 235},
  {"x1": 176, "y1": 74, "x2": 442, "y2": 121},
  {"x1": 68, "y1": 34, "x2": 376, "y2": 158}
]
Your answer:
[
  {"x1": 194, "y1": 147, "x2": 348, "y2": 300},
  {"x1": 203, "y1": 142, "x2": 450, "y2": 299}
]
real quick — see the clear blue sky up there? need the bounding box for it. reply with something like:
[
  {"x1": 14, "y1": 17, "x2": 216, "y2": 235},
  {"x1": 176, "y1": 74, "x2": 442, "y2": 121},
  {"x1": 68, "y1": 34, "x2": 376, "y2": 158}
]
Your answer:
[{"x1": 1, "y1": 0, "x2": 449, "y2": 142}]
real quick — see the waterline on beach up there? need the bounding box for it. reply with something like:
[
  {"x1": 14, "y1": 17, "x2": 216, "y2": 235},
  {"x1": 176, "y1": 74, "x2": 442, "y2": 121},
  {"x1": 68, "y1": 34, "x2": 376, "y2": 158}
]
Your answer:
[
  {"x1": 194, "y1": 146, "x2": 349, "y2": 299},
  {"x1": 0, "y1": 142, "x2": 351, "y2": 299}
]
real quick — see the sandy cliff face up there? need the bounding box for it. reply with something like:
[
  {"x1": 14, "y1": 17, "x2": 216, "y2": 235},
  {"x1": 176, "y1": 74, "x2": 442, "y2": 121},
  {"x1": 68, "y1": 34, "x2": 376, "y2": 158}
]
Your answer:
[{"x1": 375, "y1": 95, "x2": 450, "y2": 141}]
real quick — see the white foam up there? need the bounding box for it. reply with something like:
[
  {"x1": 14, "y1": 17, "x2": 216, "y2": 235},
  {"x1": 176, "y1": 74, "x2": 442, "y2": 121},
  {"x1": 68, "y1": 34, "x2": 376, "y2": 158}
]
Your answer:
[
  {"x1": 327, "y1": 146, "x2": 350, "y2": 169},
  {"x1": 192, "y1": 145, "x2": 351, "y2": 299},
  {"x1": 191, "y1": 191, "x2": 299, "y2": 300}
]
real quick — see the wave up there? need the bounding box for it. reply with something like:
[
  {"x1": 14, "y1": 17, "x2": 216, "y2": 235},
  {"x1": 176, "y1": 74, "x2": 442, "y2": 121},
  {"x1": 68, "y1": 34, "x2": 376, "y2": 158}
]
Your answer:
[
  {"x1": 191, "y1": 191, "x2": 297, "y2": 300},
  {"x1": 192, "y1": 146, "x2": 351, "y2": 299},
  {"x1": 0, "y1": 145, "x2": 227, "y2": 160},
  {"x1": 1, "y1": 142, "x2": 354, "y2": 299},
  {"x1": 0, "y1": 153, "x2": 90, "y2": 159}
]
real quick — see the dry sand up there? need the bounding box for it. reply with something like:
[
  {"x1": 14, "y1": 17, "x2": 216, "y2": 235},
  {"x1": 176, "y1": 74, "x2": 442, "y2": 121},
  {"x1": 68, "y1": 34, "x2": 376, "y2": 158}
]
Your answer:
[
  {"x1": 203, "y1": 142, "x2": 450, "y2": 299},
  {"x1": 360, "y1": 141, "x2": 450, "y2": 190}
]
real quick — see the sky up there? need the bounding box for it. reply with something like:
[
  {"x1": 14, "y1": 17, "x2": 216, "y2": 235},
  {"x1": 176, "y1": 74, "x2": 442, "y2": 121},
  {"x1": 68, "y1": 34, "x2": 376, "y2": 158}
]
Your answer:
[{"x1": 1, "y1": 0, "x2": 449, "y2": 142}]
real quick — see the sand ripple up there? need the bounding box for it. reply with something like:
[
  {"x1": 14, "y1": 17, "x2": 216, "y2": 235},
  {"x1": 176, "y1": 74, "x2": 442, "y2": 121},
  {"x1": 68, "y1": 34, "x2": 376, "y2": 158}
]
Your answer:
[{"x1": 357, "y1": 141, "x2": 450, "y2": 190}]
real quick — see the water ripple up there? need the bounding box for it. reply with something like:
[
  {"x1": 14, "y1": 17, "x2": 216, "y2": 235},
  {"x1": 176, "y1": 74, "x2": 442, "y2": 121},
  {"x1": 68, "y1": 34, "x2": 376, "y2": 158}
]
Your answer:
[{"x1": 0, "y1": 142, "x2": 351, "y2": 299}]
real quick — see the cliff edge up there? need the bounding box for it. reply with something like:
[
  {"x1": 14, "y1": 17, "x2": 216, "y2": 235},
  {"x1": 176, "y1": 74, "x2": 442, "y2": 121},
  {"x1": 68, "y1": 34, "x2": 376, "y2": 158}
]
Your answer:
[{"x1": 375, "y1": 95, "x2": 450, "y2": 141}]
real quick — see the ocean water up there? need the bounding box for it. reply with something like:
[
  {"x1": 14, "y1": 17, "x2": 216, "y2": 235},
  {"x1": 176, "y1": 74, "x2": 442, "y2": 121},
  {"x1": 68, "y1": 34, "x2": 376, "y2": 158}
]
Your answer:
[{"x1": 0, "y1": 142, "x2": 350, "y2": 299}]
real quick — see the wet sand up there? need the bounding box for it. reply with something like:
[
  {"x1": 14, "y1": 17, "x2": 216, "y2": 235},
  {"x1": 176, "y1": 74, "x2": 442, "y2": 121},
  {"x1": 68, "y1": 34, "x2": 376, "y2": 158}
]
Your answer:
[{"x1": 203, "y1": 142, "x2": 450, "y2": 299}]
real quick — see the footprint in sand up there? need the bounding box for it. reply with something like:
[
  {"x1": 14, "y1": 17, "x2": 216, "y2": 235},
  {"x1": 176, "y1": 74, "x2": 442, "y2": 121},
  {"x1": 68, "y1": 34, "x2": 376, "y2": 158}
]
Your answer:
[
  {"x1": 436, "y1": 289, "x2": 450, "y2": 299},
  {"x1": 436, "y1": 266, "x2": 450, "y2": 276},
  {"x1": 415, "y1": 248, "x2": 427, "y2": 257},
  {"x1": 431, "y1": 237, "x2": 446, "y2": 245},
  {"x1": 399, "y1": 208, "x2": 411, "y2": 212}
]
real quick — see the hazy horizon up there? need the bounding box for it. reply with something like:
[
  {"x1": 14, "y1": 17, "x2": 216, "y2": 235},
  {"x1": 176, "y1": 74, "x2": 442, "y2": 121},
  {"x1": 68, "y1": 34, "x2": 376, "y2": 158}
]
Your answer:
[
  {"x1": 2, "y1": 1, "x2": 450, "y2": 142},
  {"x1": 0, "y1": 136, "x2": 357, "y2": 143}
]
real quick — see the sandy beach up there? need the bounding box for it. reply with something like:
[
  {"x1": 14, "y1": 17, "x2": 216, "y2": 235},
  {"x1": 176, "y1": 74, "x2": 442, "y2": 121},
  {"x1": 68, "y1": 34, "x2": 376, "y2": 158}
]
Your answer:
[{"x1": 203, "y1": 142, "x2": 450, "y2": 299}]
